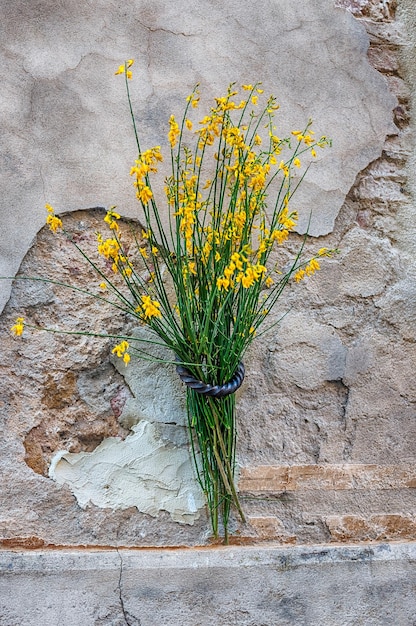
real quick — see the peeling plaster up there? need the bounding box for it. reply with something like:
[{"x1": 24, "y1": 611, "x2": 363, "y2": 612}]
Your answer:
[
  {"x1": 48, "y1": 323, "x2": 204, "y2": 525},
  {"x1": 49, "y1": 420, "x2": 204, "y2": 524}
]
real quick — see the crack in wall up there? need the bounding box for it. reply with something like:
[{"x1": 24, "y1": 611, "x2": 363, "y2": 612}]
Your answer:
[{"x1": 116, "y1": 549, "x2": 139, "y2": 626}]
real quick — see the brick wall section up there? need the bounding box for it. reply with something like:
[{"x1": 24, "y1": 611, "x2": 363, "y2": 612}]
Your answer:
[{"x1": 237, "y1": 0, "x2": 416, "y2": 545}]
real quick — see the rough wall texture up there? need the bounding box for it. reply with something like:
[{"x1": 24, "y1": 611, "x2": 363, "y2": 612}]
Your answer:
[{"x1": 0, "y1": 0, "x2": 415, "y2": 550}]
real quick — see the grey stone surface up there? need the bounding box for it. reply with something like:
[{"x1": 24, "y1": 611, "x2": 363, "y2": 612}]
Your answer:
[
  {"x1": 0, "y1": 0, "x2": 396, "y2": 312},
  {"x1": 0, "y1": 543, "x2": 415, "y2": 625}
]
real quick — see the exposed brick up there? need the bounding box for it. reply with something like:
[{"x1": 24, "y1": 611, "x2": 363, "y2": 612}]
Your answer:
[
  {"x1": 325, "y1": 514, "x2": 416, "y2": 542},
  {"x1": 239, "y1": 464, "x2": 416, "y2": 493},
  {"x1": 246, "y1": 516, "x2": 296, "y2": 543},
  {"x1": 334, "y1": 0, "x2": 396, "y2": 21},
  {"x1": 367, "y1": 45, "x2": 400, "y2": 73}
]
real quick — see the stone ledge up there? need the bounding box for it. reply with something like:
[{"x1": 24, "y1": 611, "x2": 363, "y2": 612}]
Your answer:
[
  {"x1": 0, "y1": 543, "x2": 415, "y2": 626},
  {"x1": 1, "y1": 541, "x2": 416, "y2": 571}
]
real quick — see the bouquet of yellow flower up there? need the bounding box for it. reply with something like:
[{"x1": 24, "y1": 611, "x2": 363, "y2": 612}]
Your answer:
[{"x1": 11, "y1": 60, "x2": 335, "y2": 541}]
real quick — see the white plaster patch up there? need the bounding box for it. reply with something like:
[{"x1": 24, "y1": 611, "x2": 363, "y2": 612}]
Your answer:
[{"x1": 49, "y1": 420, "x2": 205, "y2": 524}]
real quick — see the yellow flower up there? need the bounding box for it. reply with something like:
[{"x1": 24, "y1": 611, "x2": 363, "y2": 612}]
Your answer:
[
  {"x1": 241, "y1": 271, "x2": 255, "y2": 289},
  {"x1": 139, "y1": 247, "x2": 148, "y2": 259},
  {"x1": 46, "y1": 210, "x2": 63, "y2": 233},
  {"x1": 294, "y1": 268, "x2": 306, "y2": 282},
  {"x1": 185, "y1": 119, "x2": 193, "y2": 131},
  {"x1": 216, "y1": 277, "x2": 230, "y2": 291},
  {"x1": 188, "y1": 261, "x2": 197, "y2": 275},
  {"x1": 168, "y1": 115, "x2": 180, "y2": 148},
  {"x1": 293, "y1": 158, "x2": 301, "y2": 168},
  {"x1": 292, "y1": 130, "x2": 304, "y2": 141},
  {"x1": 305, "y1": 258, "x2": 320, "y2": 276},
  {"x1": 45, "y1": 203, "x2": 54, "y2": 213},
  {"x1": 104, "y1": 209, "x2": 121, "y2": 231},
  {"x1": 99, "y1": 282, "x2": 107, "y2": 290},
  {"x1": 137, "y1": 185, "x2": 153, "y2": 204},
  {"x1": 112, "y1": 340, "x2": 130, "y2": 365},
  {"x1": 251, "y1": 95, "x2": 258, "y2": 105},
  {"x1": 11, "y1": 317, "x2": 24, "y2": 336},
  {"x1": 279, "y1": 160, "x2": 289, "y2": 178},
  {"x1": 115, "y1": 60, "x2": 134, "y2": 79},
  {"x1": 242, "y1": 84, "x2": 253, "y2": 91},
  {"x1": 140, "y1": 295, "x2": 162, "y2": 319}
]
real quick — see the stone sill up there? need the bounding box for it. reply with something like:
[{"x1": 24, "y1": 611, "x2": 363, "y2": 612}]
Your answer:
[{"x1": 1, "y1": 542, "x2": 415, "y2": 626}]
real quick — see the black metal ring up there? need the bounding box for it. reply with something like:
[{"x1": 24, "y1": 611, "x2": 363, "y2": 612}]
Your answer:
[{"x1": 176, "y1": 361, "x2": 245, "y2": 398}]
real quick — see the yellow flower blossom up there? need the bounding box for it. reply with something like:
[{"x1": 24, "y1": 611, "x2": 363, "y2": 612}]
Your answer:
[
  {"x1": 45, "y1": 205, "x2": 63, "y2": 233},
  {"x1": 294, "y1": 268, "x2": 306, "y2": 282},
  {"x1": 112, "y1": 341, "x2": 130, "y2": 366},
  {"x1": 137, "y1": 185, "x2": 153, "y2": 204},
  {"x1": 168, "y1": 115, "x2": 180, "y2": 148},
  {"x1": 112, "y1": 340, "x2": 129, "y2": 358},
  {"x1": 293, "y1": 158, "x2": 301, "y2": 168},
  {"x1": 185, "y1": 119, "x2": 193, "y2": 131},
  {"x1": 11, "y1": 317, "x2": 24, "y2": 336},
  {"x1": 305, "y1": 258, "x2": 320, "y2": 275},
  {"x1": 279, "y1": 160, "x2": 289, "y2": 177},
  {"x1": 139, "y1": 295, "x2": 162, "y2": 319},
  {"x1": 292, "y1": 130, "x2": 304, "y2": 141},
  {"x1": 104, "y1": 208, "x2": 121, "y2": 231},
  {"x1": 217, "y1": 277, "x2": 230, "y2": 291},
  {"x1": 115, "y1": 60, "x2": 134, "y2": 79},
  {"x1": 99, "y1": 282, "x2": 107, "y2": 290}
]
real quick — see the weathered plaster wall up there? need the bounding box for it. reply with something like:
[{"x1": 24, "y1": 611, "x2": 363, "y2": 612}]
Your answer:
[
  {"x1": 1, "y1": 0, "x2": 415, "y2": 554},
  {"x1": 0, "y1": 0, "x2": 395, "y2": 312}
]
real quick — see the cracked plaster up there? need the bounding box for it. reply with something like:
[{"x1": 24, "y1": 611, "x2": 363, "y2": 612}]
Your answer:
[{"x1": 0, "y1": 0, "x2": 396, "y2": 312}]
